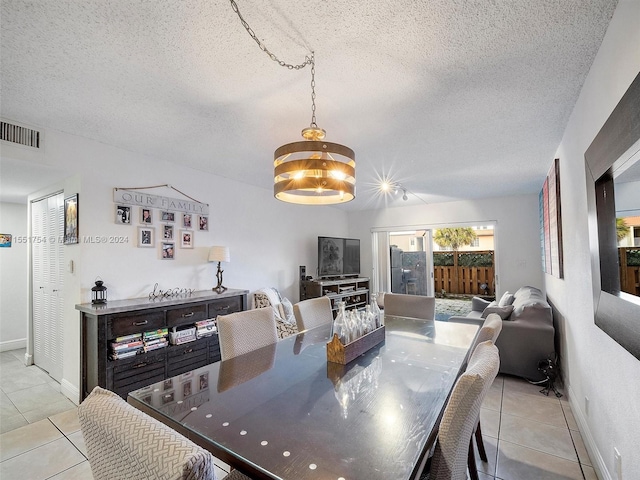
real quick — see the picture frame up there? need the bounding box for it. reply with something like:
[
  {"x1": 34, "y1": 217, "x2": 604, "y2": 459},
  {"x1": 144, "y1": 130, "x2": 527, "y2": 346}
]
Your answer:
[
  {"x1": 180, "y1": 230, "x2": 193, "y2": 249},
  {"x1": 138, "y1": 226, "x2": 155, "y2": 247},
  {"x1": 115, "y1": 204, "x2": 131, "y2": 224},
  {"x1": 140, "y1": 207, "x2": 153, "y2": 224},
  {"x1": 182, "y1": 381, "x2": 192, "y2": 398},
  {"x1": 198, "y1": 215, "x2": 208, "y2": 231},
  {"x1": 198, "y1": 372, "x2": 209, "y2": 391},
  {"x1": 63, "y1": 194, "x2": 79, "y2": 244},
  {"x1": 163, "y1": 224, "x2": 174, "y2": 240},
  {"x1": 163, "y1": 379, "x2": 173, "y2": 391},
  {"x1": 182, "y1": 213, "x2": 192, "y2": 229},
  {"x1": 161, "y1": 211, "x2": 175, "y2": 222},
  {"x1": 0, "y1": 234, "x2": 12, "y2": 248},
  {"x1": 162, "y1": 242, "x2": 175, "y2": 259}
]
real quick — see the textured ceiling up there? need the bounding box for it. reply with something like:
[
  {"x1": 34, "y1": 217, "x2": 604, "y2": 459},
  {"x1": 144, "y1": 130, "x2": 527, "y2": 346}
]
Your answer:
[{"x1": 0, "y1": 0, "x2": 618, "y2": 208}]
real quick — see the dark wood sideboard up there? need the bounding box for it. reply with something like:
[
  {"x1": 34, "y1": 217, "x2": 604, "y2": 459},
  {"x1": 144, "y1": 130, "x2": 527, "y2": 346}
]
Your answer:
[{"x1": 76, "y1": 289, "x2": 248, "y2": 400}]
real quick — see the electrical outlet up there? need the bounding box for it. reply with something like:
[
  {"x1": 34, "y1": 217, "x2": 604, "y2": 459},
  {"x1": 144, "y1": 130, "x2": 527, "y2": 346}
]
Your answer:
[
  {"x1": 614, "y1": 447, "x2": 622, "y2": 479},
  {"x1": 585, "y1": 396, "x2": 589, "y2": 417}
]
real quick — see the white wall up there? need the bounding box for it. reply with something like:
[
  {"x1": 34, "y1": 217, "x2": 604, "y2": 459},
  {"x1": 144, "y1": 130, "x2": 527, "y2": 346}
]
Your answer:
[
  {"x1": 347, "y1": 193, "x2": 543, "y2": 296},
  {"x1": 547, "y1": 0, "x2": 640, "y2": 478},
  {"x1": 0, "y1": 202, "x2": 28, "y2": 351},
  {"x1": 3, "y1": 128, "x2": 350, "y2": 402}
]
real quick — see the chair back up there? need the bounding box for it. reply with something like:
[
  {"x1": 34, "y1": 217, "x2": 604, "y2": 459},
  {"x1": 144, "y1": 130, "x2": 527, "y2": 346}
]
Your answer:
[
  {"x1": 293, "y1": 296, "x2": 333, "y2": 332},
  {"x1": 429, "y1": 341, "x2": 500, "y2": 480},
  {"x1": 384, "y1": 293, "x2": 435, "y2": 320},
  {"x1": 78, "y1": 386, "x2": 217, "y2": 480},
  {"x1": 217, "y1": 308, "x2": 278, "y2": 361},
  {"x1": 473, "y1": 313, "x2": 503, "y2": 348}
]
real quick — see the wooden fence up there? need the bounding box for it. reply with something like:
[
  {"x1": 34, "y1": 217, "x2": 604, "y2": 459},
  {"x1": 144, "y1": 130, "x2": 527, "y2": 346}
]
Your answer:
[
  {"x1": 433, "y1": 250, "x2": 495, "y2": 296},
  {"x1": 620, "y1": 248, "x2": 640, "y2": 296},
  {"x1": 433, "y1": 265, "x2": 495, "y2": 296}
]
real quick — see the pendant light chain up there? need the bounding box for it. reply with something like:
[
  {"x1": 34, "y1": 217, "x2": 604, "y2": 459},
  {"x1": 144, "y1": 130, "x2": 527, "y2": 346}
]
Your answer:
[
  {"x1": 229, "y1": 0, "x2": 317, "y2": 128},
  {"x1": 229, "y1": 0, "x2": 312, "y2": 70},
  {"x1": 310, "y1": 52, "x2": 317, "y2": 128}
]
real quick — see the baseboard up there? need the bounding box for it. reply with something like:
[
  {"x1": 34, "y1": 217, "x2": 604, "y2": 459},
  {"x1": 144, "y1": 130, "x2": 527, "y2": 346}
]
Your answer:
[
  {"x1": 60, "y1": 378, "x2": 80, "y2": 406},
  {"x1": 0, "y1": 338, "x2": 26, "y2": 352},
  {"x1": 567, "y1": 384, "x2": 612, "y2": 480}
]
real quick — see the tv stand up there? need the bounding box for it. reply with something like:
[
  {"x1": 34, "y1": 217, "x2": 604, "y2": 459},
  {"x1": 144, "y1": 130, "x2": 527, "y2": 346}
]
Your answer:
[{"x1": 300, "y1": 277, "x2": 370, "y2": 316}]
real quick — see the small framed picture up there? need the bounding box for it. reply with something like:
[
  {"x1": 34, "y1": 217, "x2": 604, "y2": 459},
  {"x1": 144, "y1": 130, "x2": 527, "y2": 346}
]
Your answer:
[
  {"x1": 115, "y1": 205, "x2": 131, "y2": 224},
  {"x1": 0, "y1": 234, "x2": 12, "y2": 248},
  {"x1": 180, "y1": 230, "x2": 193, "y2": 249},
  {"x1": 198, "y1": 372, "x2": 209, "y2": 391},
  {"x1": 162, "y1": 242, "x2": 175, "y2": 259},
  {"x1": 141, "y1": 208, "x2": 153, "y2": 224},
  {"x1": 63, "y1": 194, "x2": 79, "y2": 244},
  {"x1": 161, "y1": 391, "x2": 175, "y2": 405},
  {"x1": 138, "y1": 227, "x2": 155, "y2": 247},
  {"x1": 163, "y1": 379, "x2": 173, "y2": 391},
  {"x1": 182, "y1": 213, "x2": 192, "y2": 228},
  {"x1": 163, "y1": 224, "x2": 174, "y2": 240},
  {"x1": 182, "y1": 381, "x2": 192, "y2": 398},
  {"x1": 198, "y1": 215, "x2": 208, "y2": 231},
  {"x1": 161, "y1": 211, "x2": 175, "y2": 222}
]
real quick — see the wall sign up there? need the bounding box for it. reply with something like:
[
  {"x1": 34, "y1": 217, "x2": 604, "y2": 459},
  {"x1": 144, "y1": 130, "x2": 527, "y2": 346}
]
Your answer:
[{"x1": 114, "y1": 188, "x2": 209, "y2": 215}]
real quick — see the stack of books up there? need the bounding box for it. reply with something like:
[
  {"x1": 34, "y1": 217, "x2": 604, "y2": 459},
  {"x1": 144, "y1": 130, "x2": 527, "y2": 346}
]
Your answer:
[
  {"x1": 196, "y1": 319, "x2": 217, "y2": 338},
  {"x1": 143, "y1": 328, "x2": 169, "y2": 352},
  {"x1": 109, "y1": 333, "x2": 143, "y2": 360},
  {"x1": 169, "y1": 326, "x2": 197, "y2": 345}
]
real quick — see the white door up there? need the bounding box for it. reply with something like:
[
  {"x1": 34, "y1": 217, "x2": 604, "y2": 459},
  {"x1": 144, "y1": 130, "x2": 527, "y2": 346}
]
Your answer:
[{"x1": 31, "y1": 193, "x2": 64, "y2": 381}]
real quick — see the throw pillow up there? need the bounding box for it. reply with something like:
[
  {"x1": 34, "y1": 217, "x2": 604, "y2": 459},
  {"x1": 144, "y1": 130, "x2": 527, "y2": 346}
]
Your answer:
[
  {"x1": 481, "y1": 304, "x2": 514, "y2": 320},
  {"x1": 253, "y1": 292, "x2": 272, "y2": 309},
  {"x1": 279, "y1": 297, "x2": 296, "y2": 325},
  {"x1": 498, "y1": 291, "x2": 514, "y2": 307}
]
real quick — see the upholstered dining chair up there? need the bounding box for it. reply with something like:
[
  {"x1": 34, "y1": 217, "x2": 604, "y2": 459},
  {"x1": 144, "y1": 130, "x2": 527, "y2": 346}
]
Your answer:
[
  {"x1": 293, "y1": 296, "x2": 333, "y2": 332},
  {"x1": 467, "y1": 313, "x2": 503, "y2": 480},
  {"x1": 78, "y1": 386, "x2": 251, "y2": 480},
  {"x1": 217, "y1": 308, "x2": 278, "y2": 361},
  {"x1": 383, "y1": 293, "x2": 435, "y2": 320},
  {"x1": 421, "y1": 340, "x2": 500, "y2": 480}
]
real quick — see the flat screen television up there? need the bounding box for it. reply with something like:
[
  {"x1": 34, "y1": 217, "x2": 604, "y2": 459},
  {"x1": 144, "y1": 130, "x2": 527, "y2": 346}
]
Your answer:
[{"x1": 318, "y1": 236, "x2": 361, "y2": 278}]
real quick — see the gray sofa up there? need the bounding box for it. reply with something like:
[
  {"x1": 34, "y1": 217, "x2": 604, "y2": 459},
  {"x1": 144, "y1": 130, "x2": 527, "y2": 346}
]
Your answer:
[{"x1": 448, "y1": 286, "x2": 555, "y2": 381}]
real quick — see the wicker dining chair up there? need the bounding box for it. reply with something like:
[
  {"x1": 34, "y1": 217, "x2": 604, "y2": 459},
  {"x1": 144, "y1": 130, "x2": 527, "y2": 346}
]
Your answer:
[
  {"x1": 383, "y1": 293, "x2": 435, "y2": 320},
  {"x1": 425, "y1": 340, "x2": 500, "y2": 480},
  {"x1": 78, "y1": 386, "x2": 252, "y2": 480},
  {"x1": 217, "y1": 308, "x2": 278, "y2": 361},
  {"x1": 293, "y1": 296, "x2": 334, "y2": 332}
]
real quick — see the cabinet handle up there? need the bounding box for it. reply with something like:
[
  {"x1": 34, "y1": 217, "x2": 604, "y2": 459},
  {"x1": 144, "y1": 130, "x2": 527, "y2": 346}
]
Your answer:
[
  {"x1": 215, "y1": 305, "x2": 229, "y2": 311},
  {"x1": 183, "y1": 348, "x2": 193, "y2": 355},
  {"x1": 132, "y1": 362, "x2": 148, "y2": 369},
  {"x1": 181, "y1": 312, "x2": 195, "y2": 318},
  {"x1": 133, "y1": 320, "x2": 148, "y2": 326}
]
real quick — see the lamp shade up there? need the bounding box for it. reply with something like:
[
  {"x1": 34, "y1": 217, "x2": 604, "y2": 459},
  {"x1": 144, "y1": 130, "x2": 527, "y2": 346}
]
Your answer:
[{"x1": 208, "y1": 246, "x2": 230, "y2": 263}]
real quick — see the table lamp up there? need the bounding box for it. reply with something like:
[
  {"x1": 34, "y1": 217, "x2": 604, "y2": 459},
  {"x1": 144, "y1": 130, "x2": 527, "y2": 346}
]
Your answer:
[{"x1": 208, "y1": 246, "x2": 230, "y2": 293}]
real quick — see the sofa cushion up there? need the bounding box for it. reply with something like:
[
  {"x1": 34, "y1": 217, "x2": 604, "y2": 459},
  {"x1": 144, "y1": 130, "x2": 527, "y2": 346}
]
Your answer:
[
  {"x1": 498, "y1": 291, "x2": 515, "y2": 307},
  {"x1": 481, "y1": 304, "x2": 514, "y2": 320}
]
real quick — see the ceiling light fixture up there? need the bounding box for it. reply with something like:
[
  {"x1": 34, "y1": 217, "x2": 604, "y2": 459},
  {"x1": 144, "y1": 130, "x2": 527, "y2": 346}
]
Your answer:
[{"x1": 230, "y1": 1, "x2": 355, "y2": 205}]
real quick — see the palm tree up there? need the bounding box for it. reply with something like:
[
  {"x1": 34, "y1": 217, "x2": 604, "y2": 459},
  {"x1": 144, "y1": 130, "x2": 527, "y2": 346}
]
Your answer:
[
  {"x1": 433, "y1": 228, "x2": 478, "y2": 295},
  {"x1": 616, "y1": 218, "x2": 630, "y2": 243},
  {"x1": 433, "y1": 227, "x2": 477, "y2": 251}
]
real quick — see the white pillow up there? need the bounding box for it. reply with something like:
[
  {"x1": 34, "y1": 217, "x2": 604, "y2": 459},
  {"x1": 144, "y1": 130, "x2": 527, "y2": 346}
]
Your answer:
[
  {"x1": 278, "y1": 297, "x2": 296, "y2": 325},
  {"x1": 498, "y1": 291, "x2": 515, "y2": 307}
]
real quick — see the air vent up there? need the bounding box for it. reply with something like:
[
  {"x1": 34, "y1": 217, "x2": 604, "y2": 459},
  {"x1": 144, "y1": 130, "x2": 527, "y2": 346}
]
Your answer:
[{"x1": 1, "y1": 121, "x2": 41, "y2": 148}]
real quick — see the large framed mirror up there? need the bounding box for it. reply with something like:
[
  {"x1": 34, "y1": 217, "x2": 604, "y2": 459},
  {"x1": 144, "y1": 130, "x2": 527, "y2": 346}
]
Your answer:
[{"x1": 585, "y1": 72, "x2": 640, "y2": 360}]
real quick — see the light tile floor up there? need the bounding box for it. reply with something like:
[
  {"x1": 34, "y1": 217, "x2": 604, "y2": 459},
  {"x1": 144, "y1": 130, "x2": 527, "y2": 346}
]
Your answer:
[{"x1": 0, "y1": 348, "x2": 597, "y2": 479}]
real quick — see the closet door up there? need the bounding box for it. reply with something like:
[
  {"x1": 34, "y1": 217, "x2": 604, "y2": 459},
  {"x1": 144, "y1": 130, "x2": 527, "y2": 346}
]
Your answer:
[{"x1": 31, "y1": 193, "x2": 64, "y2": 381}]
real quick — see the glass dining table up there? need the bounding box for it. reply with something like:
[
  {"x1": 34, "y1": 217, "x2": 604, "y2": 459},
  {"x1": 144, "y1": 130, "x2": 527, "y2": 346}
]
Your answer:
[{"x1": 128, "y1": 315, "x2": 479, "y2": 480}]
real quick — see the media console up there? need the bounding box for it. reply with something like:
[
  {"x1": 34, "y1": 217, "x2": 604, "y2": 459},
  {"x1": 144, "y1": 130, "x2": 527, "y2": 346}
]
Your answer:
[{"x1": 300, "y1": 277, "x2": 370, "y2": 316}]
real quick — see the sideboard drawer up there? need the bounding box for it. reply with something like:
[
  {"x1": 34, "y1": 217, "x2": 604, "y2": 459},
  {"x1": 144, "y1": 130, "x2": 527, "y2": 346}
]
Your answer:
[
  {"x1": 208, "y1": 296, "x2": 243, "y2": 318},
  {"x1": 109, "y1": 311, "x2": 165, "y2": 338},
  {"x1": 167, "y1": 339, "x2": 209, "y2": 377},
  {"x1": 111, "y1": 352, "x2": 166, "y2": 397},
  {"x1": 167, "y1": 304, "x2": 208, "y2": 328}
]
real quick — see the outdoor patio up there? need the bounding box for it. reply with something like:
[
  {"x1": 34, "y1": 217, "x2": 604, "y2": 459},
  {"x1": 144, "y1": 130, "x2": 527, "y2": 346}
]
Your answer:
[{"x1": 435, "y1": 296, "x2": 473, "y2": 321}]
